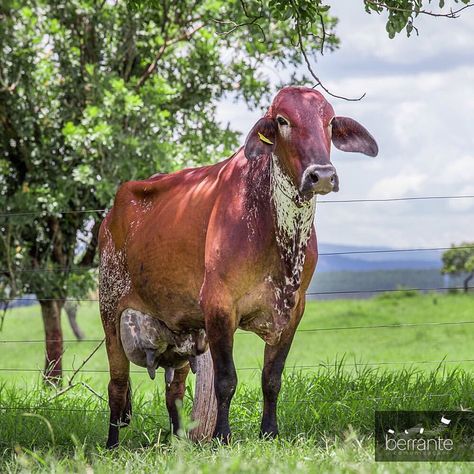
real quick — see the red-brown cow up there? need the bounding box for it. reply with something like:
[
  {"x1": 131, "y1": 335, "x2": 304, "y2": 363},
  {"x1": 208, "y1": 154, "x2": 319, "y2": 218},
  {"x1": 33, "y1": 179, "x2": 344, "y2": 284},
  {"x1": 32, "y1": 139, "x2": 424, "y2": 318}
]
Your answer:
[{"x1": 99, "y1": 86, "x2": 378, "y2": 448}]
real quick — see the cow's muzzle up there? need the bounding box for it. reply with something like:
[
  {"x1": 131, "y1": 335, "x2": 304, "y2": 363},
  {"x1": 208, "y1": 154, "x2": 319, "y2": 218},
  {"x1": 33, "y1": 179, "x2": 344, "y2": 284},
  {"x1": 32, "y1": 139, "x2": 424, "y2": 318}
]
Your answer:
[{"x1": 300, "y1": 164, "x2": 339, "y2": 197}]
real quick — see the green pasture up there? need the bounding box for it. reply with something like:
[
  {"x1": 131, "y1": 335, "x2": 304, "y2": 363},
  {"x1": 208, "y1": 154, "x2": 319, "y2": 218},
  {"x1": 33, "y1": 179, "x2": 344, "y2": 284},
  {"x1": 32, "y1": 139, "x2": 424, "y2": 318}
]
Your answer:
[
  {"x1": 1, "y1": 292, "x2": 474, "y2": 388},
  {"x1": 1, "y1": 292, "x2": 474, "y2": 472}
]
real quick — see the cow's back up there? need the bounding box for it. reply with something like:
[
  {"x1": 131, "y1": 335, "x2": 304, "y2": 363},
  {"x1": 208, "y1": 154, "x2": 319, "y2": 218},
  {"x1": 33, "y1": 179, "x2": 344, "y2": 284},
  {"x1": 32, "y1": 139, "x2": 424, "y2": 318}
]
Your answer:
[{"x1": 99, "y1": 153, "x2": 243, "y2": 329}]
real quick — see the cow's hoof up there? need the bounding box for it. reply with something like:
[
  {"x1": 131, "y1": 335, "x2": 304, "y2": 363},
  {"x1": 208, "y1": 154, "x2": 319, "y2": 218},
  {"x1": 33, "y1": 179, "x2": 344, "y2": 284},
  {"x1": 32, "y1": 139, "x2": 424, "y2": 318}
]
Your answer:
[
  {"x1": 106, "y1": 440, "x2": 119, "y2": 450},
  {"x1": 118, "y1": 384, "x2": 132, "y2": 428},
  {"x1": 119, "y1": 410, "x2": 132, "y2": 428},
  {"x1": 212, "y1": 429, "x2": 232, "y2": 444},
  {"x1": 259, "y1": 427, "x2": 279, "y2": 439}
]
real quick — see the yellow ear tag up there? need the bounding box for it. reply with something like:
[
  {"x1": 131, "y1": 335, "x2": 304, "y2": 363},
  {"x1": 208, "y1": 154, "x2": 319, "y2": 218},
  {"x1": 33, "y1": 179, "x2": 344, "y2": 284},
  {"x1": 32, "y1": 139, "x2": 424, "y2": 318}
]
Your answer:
[{"x1": 258, "y1": 132, "x2": 273, "y2": 145}]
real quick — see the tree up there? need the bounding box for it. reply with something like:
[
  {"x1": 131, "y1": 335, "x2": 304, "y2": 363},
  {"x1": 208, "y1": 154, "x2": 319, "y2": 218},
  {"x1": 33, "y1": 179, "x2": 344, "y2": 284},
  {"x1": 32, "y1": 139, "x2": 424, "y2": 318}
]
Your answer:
[
  {"x1": 0, "y1": 0, "x2": 338, "y2": 383},
  {"x1": 442, "y1": 243, "x2": 474, "y2": 293},
  {"x1": 0, "y1": 0, "x2": 472, "y2": 383}
]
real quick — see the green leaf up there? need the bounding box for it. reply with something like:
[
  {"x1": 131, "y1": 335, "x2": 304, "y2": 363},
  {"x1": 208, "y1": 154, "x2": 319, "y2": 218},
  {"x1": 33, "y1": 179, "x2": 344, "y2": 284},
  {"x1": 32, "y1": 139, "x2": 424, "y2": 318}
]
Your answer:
[
  {"x1": 20, "y1": 7, "x2": 33, "y2": 19},
  {"x1": 62, "y1": 122, "x2": 77, "y2": 136},
  {"x1": 85, "y1": 105, "x2": 100, "y2": 119},
  {"x1": 49, "y1": 19, "x2": 61, "y2": 34}
]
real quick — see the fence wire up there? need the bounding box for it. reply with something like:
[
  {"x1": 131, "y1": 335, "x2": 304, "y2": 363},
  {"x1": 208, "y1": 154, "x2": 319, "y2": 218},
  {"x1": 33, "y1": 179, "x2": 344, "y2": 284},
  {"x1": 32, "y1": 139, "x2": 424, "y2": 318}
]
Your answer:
[
  {"x1": 1, "y1": 193, "x2": 474, "y2": 218},
  {"x1": 2, "y1": 244, "x2": 474, "y2": 274},
  {"x1": 0, "y1": 286, "x2": 469, "y2": 304},
  {"x1": 1, "y1": 317, "x2": 474, "y2": 345},
  {"x1": 2, "y1": 358, "x2": 474, "y2": 375},
  {"x1": 0, "y1": 390, "x2": 459, "y2": 417},
  {"x1": 1, "y1": 192, "x2": 473, "y2": 423}
]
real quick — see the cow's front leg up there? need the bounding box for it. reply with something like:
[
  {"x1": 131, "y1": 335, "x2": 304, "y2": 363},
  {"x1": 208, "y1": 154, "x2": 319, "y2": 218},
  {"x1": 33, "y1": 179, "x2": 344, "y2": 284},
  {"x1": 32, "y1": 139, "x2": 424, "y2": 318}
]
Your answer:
[
  {"x1": 203, "y1": 304, "x2": 237, "y2": 443},
  {"x1": 260, "y1": 336, "x2": 294, "y2": 438},
  {"x1": 165, "y1": 364, "x2": 190, "y2": 434},
  {"x1": 260, "y1": 300, "x2": 304, "y2": 438}
]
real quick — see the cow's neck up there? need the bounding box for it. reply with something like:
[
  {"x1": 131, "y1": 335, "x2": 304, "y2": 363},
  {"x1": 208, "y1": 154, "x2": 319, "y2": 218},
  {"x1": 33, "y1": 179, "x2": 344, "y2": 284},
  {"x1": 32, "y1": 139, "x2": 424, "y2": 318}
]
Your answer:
[{"x1": 270, "y1": 154, "x2": 316, "y2": 292}]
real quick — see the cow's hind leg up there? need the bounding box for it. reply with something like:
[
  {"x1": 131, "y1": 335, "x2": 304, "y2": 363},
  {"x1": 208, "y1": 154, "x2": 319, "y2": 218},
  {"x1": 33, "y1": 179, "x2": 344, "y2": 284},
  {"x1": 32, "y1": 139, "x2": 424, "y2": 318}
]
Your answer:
[
  {"x1": 103, "y1": 319, "x2": 131, "y2": 449},
  {"x1": 120, "y1": 381, "x2": 132, "y2": 427},
  {"x1": 165, "y1": 364, "x2": 190, "y2": 434}
]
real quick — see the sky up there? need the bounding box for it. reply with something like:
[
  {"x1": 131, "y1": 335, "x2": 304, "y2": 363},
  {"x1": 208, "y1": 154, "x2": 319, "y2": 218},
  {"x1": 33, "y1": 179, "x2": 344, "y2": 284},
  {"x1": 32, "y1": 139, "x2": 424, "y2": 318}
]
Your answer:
[{"x1": 215, "y1": 1, "x2": 474, "y2": 249}]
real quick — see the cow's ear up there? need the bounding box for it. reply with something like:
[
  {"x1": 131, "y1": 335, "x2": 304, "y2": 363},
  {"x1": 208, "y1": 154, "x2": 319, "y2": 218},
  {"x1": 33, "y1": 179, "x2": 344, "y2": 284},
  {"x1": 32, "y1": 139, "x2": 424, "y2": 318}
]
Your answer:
[
  {"x1": 244, "y1": 117, "x2": 277, "y2": 160},
  {"x1": 331, "y1": 116, "x2": 378, "y2": 157}
]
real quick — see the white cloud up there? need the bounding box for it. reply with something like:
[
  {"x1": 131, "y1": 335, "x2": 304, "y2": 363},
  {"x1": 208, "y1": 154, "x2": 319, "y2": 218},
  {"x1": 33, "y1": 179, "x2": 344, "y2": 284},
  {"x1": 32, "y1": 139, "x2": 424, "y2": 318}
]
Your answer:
[
  {"x1": 391, "y1": 101, "x2": 426, "y2": 149},
  {"x1": 326, "y1": 0, "x2": 474, "y2": 68},
  {"x1": 442, "y1": 155, "x2": 474, "y2": 185},
  {"x1": 215, "y1": 2, "x2": 474, "y2": 248},
  {"x1": 447, "y1": 182, "x2": 474, "y2": 212},
  {"x1": 369, "y1": 170, "x2": 428, "y2": 199}
]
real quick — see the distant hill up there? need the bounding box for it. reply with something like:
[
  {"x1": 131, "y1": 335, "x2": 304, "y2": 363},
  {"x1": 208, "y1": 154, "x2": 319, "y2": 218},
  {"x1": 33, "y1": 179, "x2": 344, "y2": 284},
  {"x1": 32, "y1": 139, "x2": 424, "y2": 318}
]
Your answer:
[
  {"x1": 4, "y1": 243, "x2": 456, "y2": 308},
  {"x1": 316, "y1": 243, "x2": 441, "y2": 273},
  {"x1": 307, "y1": 243, "x2": 453, "y2": 299}
]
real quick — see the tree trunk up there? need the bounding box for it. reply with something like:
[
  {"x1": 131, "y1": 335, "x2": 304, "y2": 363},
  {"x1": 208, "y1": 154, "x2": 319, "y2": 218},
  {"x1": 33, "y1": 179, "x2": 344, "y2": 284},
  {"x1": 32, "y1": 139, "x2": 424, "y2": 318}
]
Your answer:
[
  {"x1": 464, "y1": 272, "x2": 474, "y2": 293},
  {"x1": 189, "y1": 350, "x2": 217, "y2": 441},
  {"x1": 40, "y1": 299, "x2": 64, "y2": 384},
  {"x1": 64, "y1": 300, "x2": 85, "y2": 340}
]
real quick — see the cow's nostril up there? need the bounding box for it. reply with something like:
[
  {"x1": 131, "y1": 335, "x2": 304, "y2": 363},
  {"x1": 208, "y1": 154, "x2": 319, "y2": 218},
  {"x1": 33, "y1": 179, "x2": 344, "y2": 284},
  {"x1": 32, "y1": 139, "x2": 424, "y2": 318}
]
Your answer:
[
  {"x1": 309, "y1": 171, "x2": 319, "y2": 184},
  {"x1": 330, "y1": 175, "x2": 335, "y2": 184}
]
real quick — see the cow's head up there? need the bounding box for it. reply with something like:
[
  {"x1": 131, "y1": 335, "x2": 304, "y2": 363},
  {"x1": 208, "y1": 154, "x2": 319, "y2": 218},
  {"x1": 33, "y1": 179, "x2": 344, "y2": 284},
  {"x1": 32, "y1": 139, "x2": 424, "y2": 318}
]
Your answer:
[{"x1": 244, "y1": 87, "x2": 378, "y2": 199}]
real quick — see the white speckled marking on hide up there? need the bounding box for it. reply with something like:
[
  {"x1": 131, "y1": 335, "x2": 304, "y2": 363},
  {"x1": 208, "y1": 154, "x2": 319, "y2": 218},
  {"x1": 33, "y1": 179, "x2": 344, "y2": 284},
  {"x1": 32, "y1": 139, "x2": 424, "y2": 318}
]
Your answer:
[
  {"x1": 99, "y1": 227, "x2": 131, "y2": 319},
  {"x1": 244, "y1": 157, "x2": 270, "y2": 239},
  {"x1": 270, "y1": 153, "x2": 316, "y2": 315},
  {"x1": 271, "y1": 154, "x2": 316, "y2": 247}
]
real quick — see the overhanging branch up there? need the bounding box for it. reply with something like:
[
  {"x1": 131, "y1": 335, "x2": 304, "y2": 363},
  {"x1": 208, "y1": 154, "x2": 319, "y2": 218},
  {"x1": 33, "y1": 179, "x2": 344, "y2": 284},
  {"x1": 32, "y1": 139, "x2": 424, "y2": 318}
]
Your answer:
[
  {"x1": 365, "y1": 1, "x2": 474, "y2": 18},
  {"x1": 213, "y1": 15, "x2": 266, "y2": 43},
  {"x1": 136, "y1": 23, "x2": 205, "y2": 89},
  {"x1": 292, "y1": 6, "x2": 366, "y2": 102}
]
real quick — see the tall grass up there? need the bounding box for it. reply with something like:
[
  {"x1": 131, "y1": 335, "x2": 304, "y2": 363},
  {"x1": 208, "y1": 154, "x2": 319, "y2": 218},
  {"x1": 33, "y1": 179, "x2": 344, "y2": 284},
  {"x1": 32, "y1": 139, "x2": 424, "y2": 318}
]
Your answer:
[
  {"x1": 2, "y1": 294, "x2": 474, "y2": 471},
  {"x1": 1, "y1": 363, "x2": 473, "y2": 473}
]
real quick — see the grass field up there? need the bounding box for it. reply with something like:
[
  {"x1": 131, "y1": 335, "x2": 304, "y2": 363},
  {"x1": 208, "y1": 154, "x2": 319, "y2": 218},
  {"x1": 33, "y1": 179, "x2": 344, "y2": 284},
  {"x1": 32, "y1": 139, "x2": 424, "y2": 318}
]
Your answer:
[{"x1": 1, "y1": 292, "x2": 474, "y2": 472}]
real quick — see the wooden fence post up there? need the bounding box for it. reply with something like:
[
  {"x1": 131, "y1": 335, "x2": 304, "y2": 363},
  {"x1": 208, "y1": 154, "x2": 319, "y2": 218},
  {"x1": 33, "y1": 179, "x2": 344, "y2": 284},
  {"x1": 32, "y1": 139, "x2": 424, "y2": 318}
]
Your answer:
[{"x1": 189, "y1": 350, "x2": 217, "y2": 441}]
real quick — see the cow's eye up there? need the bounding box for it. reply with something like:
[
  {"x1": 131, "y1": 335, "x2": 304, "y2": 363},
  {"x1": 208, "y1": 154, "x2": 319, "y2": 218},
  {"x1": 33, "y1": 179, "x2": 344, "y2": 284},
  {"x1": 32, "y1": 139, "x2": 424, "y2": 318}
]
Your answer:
[{"x1": 277, "y1": 116, "x2": 288, "y2": 126}]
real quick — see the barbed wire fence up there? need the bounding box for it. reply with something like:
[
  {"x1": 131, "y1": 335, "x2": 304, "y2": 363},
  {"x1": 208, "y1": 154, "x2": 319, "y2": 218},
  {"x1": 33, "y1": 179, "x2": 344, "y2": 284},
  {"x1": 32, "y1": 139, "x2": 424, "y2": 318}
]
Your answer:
[{"x1": 1, "y1": 193, "x2": 473, "y2": 419}]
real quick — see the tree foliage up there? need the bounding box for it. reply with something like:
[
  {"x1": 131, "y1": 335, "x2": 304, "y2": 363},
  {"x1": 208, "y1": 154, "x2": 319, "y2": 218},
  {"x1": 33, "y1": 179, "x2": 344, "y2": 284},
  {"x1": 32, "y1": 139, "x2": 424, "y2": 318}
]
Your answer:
[
  {"x1": 0, "y1": 0, "x2": 338, "y2": 306},
  {"x1": 0, "y1": 0, "x2": 472, "y2": 379},
  {"x1": 0, "y1": 0, "x2": 338, "y2": 379},
  {"x1": 363, "y1": 0, "x2": 472, "y2": 38},
  {"x1": 442, "y1": 243, "x2": 474, "y2": 292}
]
